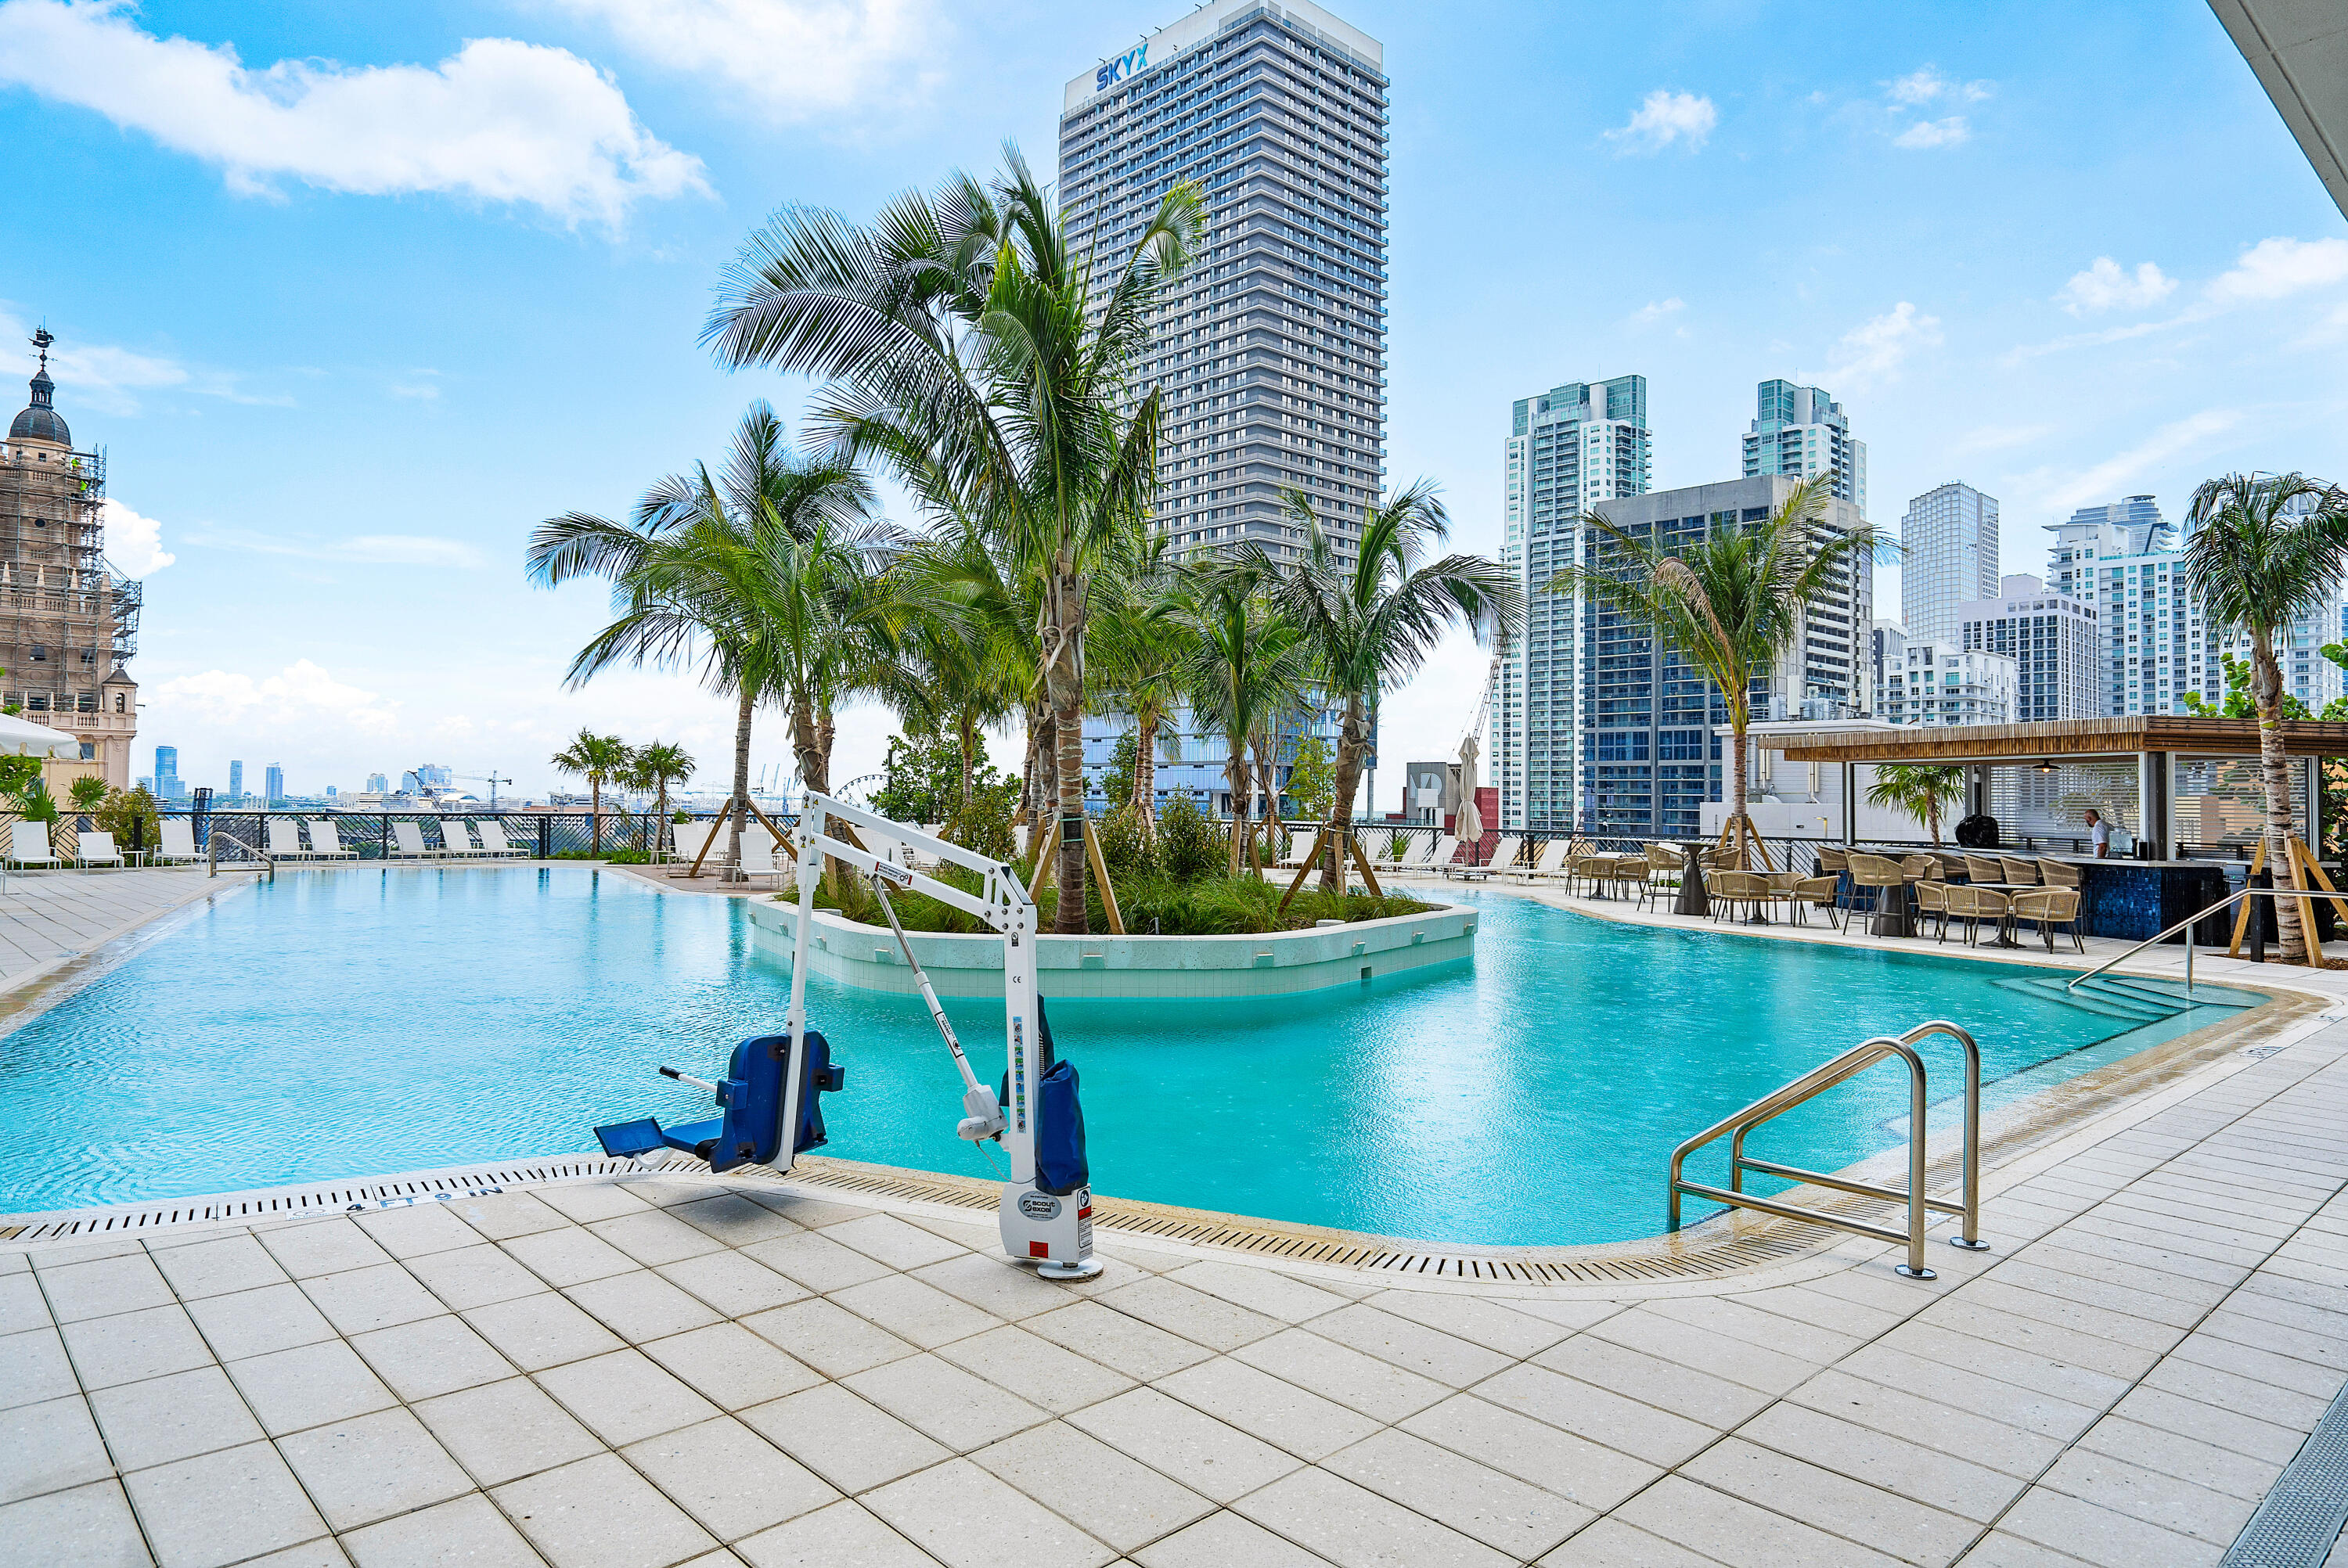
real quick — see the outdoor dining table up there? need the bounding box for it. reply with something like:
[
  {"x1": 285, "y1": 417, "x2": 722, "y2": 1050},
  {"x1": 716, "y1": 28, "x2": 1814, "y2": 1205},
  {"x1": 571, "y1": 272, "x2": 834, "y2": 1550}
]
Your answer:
[{"x1": 1864, "y1": 868, "x2": 1929, "y2": 938}]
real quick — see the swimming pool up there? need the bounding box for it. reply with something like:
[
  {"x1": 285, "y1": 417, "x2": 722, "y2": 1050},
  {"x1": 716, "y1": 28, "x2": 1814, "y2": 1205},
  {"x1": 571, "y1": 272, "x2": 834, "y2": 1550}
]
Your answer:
[{"x1": 0, "y1": 868, "x2": 2257, "y2": 1244}]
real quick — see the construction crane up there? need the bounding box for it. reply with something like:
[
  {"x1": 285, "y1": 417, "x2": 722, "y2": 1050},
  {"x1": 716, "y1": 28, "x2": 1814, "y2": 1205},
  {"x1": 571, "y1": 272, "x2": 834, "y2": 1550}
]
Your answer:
[
  {"x1": 1460, "y1": 653, "x2": 1503, "y2": 750},
  {"x1": 456, "y1": 771, "x2": 513, "y2": 807}
]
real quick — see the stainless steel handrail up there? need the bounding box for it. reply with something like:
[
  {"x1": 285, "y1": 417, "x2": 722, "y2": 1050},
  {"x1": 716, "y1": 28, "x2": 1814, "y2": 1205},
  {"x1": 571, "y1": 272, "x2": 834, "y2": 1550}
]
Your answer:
[
  {"x1": 1668, "y1": 1020, "x2": 1984, "y2": 1279},
  {"x1": 2066, "y1": 884, "x2": 2339, "y2": 996}
]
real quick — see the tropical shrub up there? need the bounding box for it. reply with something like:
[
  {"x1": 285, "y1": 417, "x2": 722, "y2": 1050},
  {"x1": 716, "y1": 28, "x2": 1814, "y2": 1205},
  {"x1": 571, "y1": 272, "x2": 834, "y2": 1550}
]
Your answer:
[
  {"x1": 1093, "y1": 803, "x2": 1158, "y2": 881},
  {"x1": 1158, "y1": 794, "x2": 1219, "y2": 881},
  {"x1": 943, "y1": 778, "x2": 1018, "y2": 863}
]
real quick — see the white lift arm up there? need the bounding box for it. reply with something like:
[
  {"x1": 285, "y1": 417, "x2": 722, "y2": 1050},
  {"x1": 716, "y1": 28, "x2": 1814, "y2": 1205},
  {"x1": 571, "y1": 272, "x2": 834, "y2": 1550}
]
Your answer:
[{"x1": 785, "y1": 793, "x2": 1097, "y2": 1278}]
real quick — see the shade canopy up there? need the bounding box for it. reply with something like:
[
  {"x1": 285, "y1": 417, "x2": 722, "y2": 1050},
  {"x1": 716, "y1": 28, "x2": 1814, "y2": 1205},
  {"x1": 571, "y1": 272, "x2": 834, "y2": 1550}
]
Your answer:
[
  {"x1": 0, "y1": 713, "x2": 83, "y2": 759},
  {"x1": 1758, "y1": 716, "x2": 2348, "y2": 766}
]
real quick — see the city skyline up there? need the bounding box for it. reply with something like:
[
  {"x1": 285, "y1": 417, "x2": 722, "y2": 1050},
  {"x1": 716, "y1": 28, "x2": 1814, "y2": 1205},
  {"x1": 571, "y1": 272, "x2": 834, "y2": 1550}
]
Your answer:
[{"x1": 4, "y1": 3, "x2": 2345, "y2": 803}]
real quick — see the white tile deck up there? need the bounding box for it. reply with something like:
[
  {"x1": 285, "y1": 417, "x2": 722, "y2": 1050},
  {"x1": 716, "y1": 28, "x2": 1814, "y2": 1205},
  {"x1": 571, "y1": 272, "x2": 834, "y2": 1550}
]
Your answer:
[{"x1": 0, "y1": 866, "x2": 256, "y2": 996}]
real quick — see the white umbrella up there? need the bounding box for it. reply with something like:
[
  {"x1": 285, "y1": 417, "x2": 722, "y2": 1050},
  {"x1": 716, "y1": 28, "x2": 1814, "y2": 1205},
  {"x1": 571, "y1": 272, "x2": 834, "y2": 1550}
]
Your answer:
[
  {"x1": 0, "y1": 713, "x2": 81, "y2": 759},
  {"x1": 1454, "y1": 733, "x2": 1483, "y2": 854}
]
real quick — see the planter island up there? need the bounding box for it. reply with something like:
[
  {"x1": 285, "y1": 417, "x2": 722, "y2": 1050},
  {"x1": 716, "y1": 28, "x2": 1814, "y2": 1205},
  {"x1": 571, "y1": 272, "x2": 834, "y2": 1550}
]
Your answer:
[{"x1": 745, "y1": 897, "x2": 1478, "y2": 998}]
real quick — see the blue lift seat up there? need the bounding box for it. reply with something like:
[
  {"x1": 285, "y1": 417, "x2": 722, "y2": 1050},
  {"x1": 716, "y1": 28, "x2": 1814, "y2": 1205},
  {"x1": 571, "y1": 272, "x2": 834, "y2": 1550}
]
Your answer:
[{"x1": 595, "y1": 1030, "x2": 844, "y2": 1172}]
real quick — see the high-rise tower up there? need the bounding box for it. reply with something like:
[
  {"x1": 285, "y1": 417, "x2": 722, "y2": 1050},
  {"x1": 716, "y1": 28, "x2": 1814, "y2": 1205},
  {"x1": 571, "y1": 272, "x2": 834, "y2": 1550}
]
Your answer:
[
  {"x1": 2, "y1": 329, "x2": 142, "y2": 788},
  {"x1": 1496, "y1": 377, "x2": 1651, "y2": 829},
  {"x1": 1900, "y1": 481, "x2": 2000, "y2": 646},
  {"x1": 1058, "y1": 0, "x2": 1388, "y2": 563},
  {"x1": 1742, "y1": 379, "x2": 1865, "y2": 513}
]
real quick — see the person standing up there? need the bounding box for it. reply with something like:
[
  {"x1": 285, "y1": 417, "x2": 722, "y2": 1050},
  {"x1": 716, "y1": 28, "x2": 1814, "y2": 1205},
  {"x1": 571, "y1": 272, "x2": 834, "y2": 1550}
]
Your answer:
[{"x1": 2085, "y1": 807, "x2": 2111, "y2": 858}]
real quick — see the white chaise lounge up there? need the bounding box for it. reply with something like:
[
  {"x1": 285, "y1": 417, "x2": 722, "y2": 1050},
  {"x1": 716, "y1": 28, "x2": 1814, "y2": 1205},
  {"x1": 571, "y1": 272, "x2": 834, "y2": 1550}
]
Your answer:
[
  {"x1": 474, "y1": 819, "x2": 527, "y2": 858},
  {"x1": 265, "y1": 818, "x2": 310, "y2": 860},
  {"x1": 157, "y1": 820, "x2": 202, "y2": 865},
  {"x1": 441, "y1": 821, "x2": 477, "y2": 858},
  {"x1": 8, "y1": 821, "x2": 60, "y2": 869},
  {"x1": 307, "y1": 819, "x2": 358, "y2": 860},
  {"x1": 76, "y1": 829, "x2": 123, "y2": 869},
  {"x1": 389, "y1": 822, "x2": 435, "y2": 860}
]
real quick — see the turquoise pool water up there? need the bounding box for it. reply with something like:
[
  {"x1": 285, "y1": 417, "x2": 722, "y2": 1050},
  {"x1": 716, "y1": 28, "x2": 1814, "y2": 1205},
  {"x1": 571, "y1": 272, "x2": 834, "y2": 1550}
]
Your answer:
[{"x1": 0, "y1": 869, "x2": 2256, "y2": 1245}]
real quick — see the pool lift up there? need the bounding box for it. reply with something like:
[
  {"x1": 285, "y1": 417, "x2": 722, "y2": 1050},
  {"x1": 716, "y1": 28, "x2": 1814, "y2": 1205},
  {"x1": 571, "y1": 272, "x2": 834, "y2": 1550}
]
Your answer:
[{"x1": 591, "y1": 792, "x2": 1099, "y2": 1280}]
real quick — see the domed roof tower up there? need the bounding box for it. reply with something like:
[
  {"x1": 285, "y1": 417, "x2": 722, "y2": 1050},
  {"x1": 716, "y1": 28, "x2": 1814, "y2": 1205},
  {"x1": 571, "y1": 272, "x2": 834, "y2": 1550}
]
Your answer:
[{"x1": 9, "y1": 329, "x2": 70, "y2": 447}]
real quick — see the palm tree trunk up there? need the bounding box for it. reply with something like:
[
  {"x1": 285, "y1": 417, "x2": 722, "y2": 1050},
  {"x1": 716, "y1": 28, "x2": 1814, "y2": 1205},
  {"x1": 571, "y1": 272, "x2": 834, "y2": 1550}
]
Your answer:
[
  {"x1": 590, "y1": 778, "x2": 603, "y2": 856},
  {"x1": 1225, "y1": 739, "x2": 1251, "y2": 876},
  {"x1": 1323, "y1": 697, "x2": 1367, "y2": 894},
  {"x1": 726, "y1": 685, "x2": 754, "y2": 882},
  {"x1": 817, "y1": 703, "x2": 836, "y2": 797},
  {"x1": 2253, "y1": 636, "x2": 2307, "y2": 962},
  {"x1": 1032, "y1": 708, "x2": 1056, "y2": 857},
  {"x1": 1730, "y1": 721, "x2": 1751, "y2": 870},
  {"x1": 1132, "y1": 714, "x2": 1158, "y2": 832},
  {"x1": 956, "y1": 713, "x2": 978, "y2": 807}
]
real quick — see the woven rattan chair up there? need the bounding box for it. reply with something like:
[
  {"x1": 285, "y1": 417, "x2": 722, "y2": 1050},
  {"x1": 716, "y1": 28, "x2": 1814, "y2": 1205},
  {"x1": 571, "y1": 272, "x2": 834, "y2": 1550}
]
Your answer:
[
  {"x1": 1642, "y1": 845, "x2": 1683, "y2": 908},
  {"x1": 1814, "y1": 845, "x2": 1849, "y2": 876},
  {"x1": 1846, "y1": 854, "x2": 1908, "y2": 929},
  {"x1": 1788, "y1": 875, "x2": 1843, "y2": 930},
  {"x1": 2035, "y1": 858, "x2": 2081, "y2": 889},
  {"x1": 1948, "y1": 884, "x2": 2013, "y2": 946},
  {"x1": 1936, "y1": 853, "x2": 1970, "y2": 881},
  {"x1": 1900, "y1": 854, "x2": 1938, "y2": 883},
  {"x1": 1962, "y1": 854, "x2": 2005, "y2": 884},
  {"x1": 1709, "y1": 869, "x2": 1771, "y2": 925},
  {"x1": 1601, "y1": 857, "x2": 1649, "y2": 901},
  {"x1": 1998, "y1": 856, "x2": 2042, "y2": 886},
  {"x1": 2011, "y1": 887, "x2": 2084, "y2": 952},
  {"x1": 1914, "y1": 878, "x2": 1950, "y2": 940}
]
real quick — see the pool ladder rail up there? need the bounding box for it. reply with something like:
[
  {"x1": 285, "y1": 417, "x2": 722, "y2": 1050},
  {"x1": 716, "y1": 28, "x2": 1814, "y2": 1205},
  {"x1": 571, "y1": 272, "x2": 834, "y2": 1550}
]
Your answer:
[{"x1": 1667, "y1": 1020, "x2": 1985, "y2": 1281}]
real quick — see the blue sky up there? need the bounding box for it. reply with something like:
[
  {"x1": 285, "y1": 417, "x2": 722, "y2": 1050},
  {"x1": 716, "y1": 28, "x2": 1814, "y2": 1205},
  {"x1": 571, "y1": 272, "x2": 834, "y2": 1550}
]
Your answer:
[{"x1": 2, "y1": 0, "x2": 2343, "y2": 804}]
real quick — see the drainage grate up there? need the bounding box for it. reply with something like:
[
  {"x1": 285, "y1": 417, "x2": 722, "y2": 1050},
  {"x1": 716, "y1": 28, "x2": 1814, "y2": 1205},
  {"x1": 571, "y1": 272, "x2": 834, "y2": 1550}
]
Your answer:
[
  {"x1": 0, "y1": 1157, "x2": 638, "y2": 1243},
  {"x1": 780, "y1": 1160, "x2": 1840, "y2": 1285},
  {"x1": 2221, "y1": 1377, "x2": 2348, "y2": 1566}
]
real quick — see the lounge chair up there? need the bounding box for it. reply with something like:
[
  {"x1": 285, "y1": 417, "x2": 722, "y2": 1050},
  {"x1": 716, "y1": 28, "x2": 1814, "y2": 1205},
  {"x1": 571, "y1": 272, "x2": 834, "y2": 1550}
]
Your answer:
[
  {"x1": 1419, "y1": 834, "x2": 1459, "y2": 876},
  {"x1": 156, "y1": 819, "x2": 202, "y2": 865},
  {"x1": 475, "y1": 818, "x2": 528, "y2": 858},
  {"x1": 737, "y1": 825, "x2": 781, "y2": 877},
  {"x1": 441, "y1": 820, "x2": 477, "y2": 858},
  {"x1": 1709, "y1": 869, "x2": 1771, "y2": 924},
  {"x1": 1788, "y1": 875, "x2": 1844, "y2": 930},
  {"x1": 389, "y1": 821, "x2": 435, "y2": 860},
  {"x1": 307, "y1": 819, "x2": 358, "y2": 861},
  {"x1": 1385, "y1": 834, "x2": 1434, "y2": 872},
  {"x1": 6, "y1": 820, "x2": 59, "y2": 869},
  {"x1": 76, "y1": 829, "x2": 123, "y2": 869},
  {"x1": 1449, "y1": 835, "x2": 1520, "y2": 880},
  {"x1": 1518, "y1": 839, "x2": 1571, "y2": 883},
  {"x1": 265, "y1": 818, "x2": 309, "y2": 860}
]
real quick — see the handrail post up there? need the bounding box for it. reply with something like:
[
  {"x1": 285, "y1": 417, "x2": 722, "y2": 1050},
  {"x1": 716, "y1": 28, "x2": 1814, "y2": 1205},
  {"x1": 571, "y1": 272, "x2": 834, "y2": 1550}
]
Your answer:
[{"x1": 1897, "y1": 1047, "x2": 1934, "y2": 1279}]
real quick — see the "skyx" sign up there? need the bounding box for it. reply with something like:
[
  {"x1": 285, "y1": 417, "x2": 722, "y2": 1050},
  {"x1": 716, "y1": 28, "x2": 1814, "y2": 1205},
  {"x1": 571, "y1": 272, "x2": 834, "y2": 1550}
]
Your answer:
[{"x1": 1095, "y1": 43, "x2": 1147, "y2": 93}]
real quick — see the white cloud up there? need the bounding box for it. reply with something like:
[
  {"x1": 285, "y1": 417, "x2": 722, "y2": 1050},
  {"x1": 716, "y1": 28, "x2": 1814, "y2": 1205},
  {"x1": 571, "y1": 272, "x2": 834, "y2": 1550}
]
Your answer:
[
  {"x1": 1950, "y1": 423, "x2": 2054, "y2": 455},
  {"x1": 154, "y1": 658, "x2": 403, "y2": 737},
  {"x1": 183, "y1": 527, "x2": 484, "y2": 568},
  {"x1": 1604, "y1": 90, "x2": 1716, "y2": 154},
  {"x1": 99, "y1": 499, "x2": 175, "y2": 576},
  {"x1": 542, "y1": 0, "x2": 941, "y2": 123},
  {"x1": 2017, "y1": 409, "x2": 2244, "y2": 517},
  {"x1": 1893, "y1": 117, "x2": 1970, "y2": 149},
  {"x1": 1629, "y1": 297, "x2": 1684, "y2": 327},
  {"x1": 2206, "y1": 237, "x2": 2348, "y2": 304},
  {"x1": 0, "y1": 0, "x2": 708, "y2": 229},
  {"x1": 344, "y1": 535, "x2": 483, "y2": 566},
  {"x1": 2055, "y1": 257, "x2": 2177, "y2": 315},
  {"x1": 387, "y1": 383, "x2": 440, "y2": 401},
  {"x1": 1885, "y1": 67, "x2": 1993, "y2": 106},
  {"x1": 0, "y1": 307, "x2": 283, "y2": 413},
  {"x1": 1828, "y1": 300, "x2": 1943, "y2": 391}
]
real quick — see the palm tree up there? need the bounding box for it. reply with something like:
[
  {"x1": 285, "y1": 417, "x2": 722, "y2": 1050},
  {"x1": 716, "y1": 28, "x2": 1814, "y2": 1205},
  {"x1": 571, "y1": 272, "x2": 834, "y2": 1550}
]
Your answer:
[
  {"x1": 1269, "y1": 481, "x2": 1522, "y2": 890},
  {"x1": 878, "y1": 539, "x2": 1025, "y2": 810},
  {"x1": 1088, "y1": 534, "x2": 1190, "y2": 833},
  {"x1": 2182, "y1": 472, "x2": 2348, "y2": 962},
  {"x1": 527, "y1": 403, "x2": 880, "y2": 880},
  {"x1": 552, "y1": 730, "x2": 632, "y2": 854},
  {"x1": 630, "y1": 741, "x2": 697, "y2": 858},
  {"x1": 1546, "y1": 474, "x2": 1884, "y2": 869},
  {"x1": 704, "y1": 146, "x2": 1201, "y2": 933},
  {"x1": 1178, "y1": 554, "x2": 1310, "y2": 875},
  {"x1": 1865, "y1": 763, "x2": 1966, "y2": 845}
]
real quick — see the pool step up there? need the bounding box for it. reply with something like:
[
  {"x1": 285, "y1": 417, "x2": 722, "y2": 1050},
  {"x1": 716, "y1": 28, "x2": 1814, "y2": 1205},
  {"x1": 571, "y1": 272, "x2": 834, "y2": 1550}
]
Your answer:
[{"x1": 1993, "y1": 975, "x2": 2175, "y2": 1023}]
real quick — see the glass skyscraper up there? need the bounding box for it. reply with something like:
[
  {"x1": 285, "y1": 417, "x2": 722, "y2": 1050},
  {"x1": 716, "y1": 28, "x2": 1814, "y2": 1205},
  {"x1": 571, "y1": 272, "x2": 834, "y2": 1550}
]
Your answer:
[
  {"x1": 263, "y1": 764, "x2": 283, "y2": 804},
  {"x1": 1899, "y1": 481, "x2": 2000, "y2": 646},
  {"x1": 228, "y1": 759, "x2": 243, "y2": 800},
  {"x1": 1058, "y1": 0, "x2": 1388, "y2": 563},
  {"x1": 1497, "y1": 377, "x2": 1652, "y2": 830},
  {"x1": 1741, "y1": 380, "x2": 1865, "y2": 513}
]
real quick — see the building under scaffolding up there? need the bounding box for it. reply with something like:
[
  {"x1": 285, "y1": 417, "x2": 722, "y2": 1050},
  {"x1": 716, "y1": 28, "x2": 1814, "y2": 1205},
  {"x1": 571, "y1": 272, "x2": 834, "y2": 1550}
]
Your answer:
[{"x1": 2, "y1": 329, "x2": 141, "y2": 789}]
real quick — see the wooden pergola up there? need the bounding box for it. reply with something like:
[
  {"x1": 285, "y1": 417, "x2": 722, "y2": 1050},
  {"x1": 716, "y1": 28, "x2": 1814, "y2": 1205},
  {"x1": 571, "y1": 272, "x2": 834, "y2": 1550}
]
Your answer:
[{"x1": 1751, "y1": 717, "x2": 2348, "y2": 858}]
